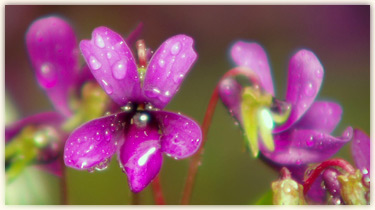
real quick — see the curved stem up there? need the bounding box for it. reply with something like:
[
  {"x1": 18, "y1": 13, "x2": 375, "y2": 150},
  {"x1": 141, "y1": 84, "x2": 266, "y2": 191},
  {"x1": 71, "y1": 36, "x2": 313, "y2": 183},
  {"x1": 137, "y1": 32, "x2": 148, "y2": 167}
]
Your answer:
[
  {"x1": 303, "y1": 158, "x2": 355, "y2": 195},
  {"x1": 151, "y1": 174, "x2": 166, "y2": 205},
  {"x1": 181, "y1": 67, "x2": 261, "y2": 204}
]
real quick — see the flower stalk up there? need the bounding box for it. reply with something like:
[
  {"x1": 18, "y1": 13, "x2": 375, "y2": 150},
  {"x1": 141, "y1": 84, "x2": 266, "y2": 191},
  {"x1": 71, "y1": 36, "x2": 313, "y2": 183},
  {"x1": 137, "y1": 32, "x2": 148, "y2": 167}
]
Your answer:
[
  {"x1": 181, "y1": 67, "x2": 261, "y2": 204},
  {"x1": 151, "y1": 174, "x2": 166, "y2": 205},
  {"x1": 303, "y1": 158, "x2": 355, "y2": 195}
]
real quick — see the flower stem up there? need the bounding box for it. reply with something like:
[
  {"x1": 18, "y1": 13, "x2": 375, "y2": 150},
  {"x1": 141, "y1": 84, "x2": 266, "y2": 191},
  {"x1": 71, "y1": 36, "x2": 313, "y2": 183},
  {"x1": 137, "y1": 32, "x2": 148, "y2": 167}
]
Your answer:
[
  {"x1": 181, "y1": 67, "x2": 260, "y2": 204},
  {"x1": 151, "y1": 174, "x2": 166, "y2": 205},
  {"x1": 303, "y1": 158, "x2": 355, "y2": 195}
]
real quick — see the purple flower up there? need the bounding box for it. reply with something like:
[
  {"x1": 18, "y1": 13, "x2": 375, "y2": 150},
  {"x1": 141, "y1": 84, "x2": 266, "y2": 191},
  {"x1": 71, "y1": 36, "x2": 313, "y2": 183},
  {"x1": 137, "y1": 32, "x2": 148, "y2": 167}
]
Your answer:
[
  {"x1": 5, "y1": 16, "x2": 83, "y2": 178},
  {"x1": 219, "y1": 41, "x2": 352, "y2": 165},
  {"x1": 218, "y1": 41, "x2": 353, "y2": 203},
  {"x1": 64, "y1": 26, "x2": 202, "y2": 193}
]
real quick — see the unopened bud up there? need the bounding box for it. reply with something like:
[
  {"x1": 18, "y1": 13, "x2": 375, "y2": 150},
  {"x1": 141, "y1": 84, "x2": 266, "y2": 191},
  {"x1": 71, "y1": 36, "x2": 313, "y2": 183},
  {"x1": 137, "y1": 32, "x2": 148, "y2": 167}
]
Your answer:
[
  {"x1": 272, "y1": 168, "x2": 306, "y2": 205},
  {"x1": 338, "y1": 170, "x2": 368, "y2": 205}
]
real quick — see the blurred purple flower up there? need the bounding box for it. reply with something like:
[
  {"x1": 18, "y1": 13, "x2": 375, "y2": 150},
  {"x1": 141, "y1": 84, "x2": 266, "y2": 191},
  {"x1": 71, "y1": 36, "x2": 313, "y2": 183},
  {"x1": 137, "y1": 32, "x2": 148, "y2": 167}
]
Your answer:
[
  {"x1": 64, "y1": 26, "x2": 202, "y2": 193},
  {"x1": 218, "y1": 41, "x2": 353, "y2": 203},
  {"x1": 5, "y1": 16, "x2": 84, "y2": 178}
]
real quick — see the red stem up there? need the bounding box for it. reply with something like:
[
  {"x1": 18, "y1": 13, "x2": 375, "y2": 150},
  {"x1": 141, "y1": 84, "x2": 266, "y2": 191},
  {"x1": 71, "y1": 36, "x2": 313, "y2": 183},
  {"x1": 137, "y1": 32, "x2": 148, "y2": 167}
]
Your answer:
[
  {"x1": 303, "y1": 158, "x2": 355, "y2": 195},
  {"x1": 151, "y1": 174, "x2": 166, "y2": 205},
  {"x1": 180, "y1": 67, "x2": 261, "y2": 205}
]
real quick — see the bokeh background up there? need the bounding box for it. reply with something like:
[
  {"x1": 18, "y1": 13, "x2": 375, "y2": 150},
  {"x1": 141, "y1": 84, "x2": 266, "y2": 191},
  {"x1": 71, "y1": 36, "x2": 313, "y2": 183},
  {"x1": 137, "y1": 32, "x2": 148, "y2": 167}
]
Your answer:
[{"x1": 5, "y1": 5, "x2": 370, "y2": 205}]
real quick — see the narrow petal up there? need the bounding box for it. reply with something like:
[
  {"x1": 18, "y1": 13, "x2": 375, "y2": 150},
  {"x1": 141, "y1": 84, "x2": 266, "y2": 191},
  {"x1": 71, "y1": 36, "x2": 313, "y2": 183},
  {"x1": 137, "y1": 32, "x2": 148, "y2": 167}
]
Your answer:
[
  {"x1": 293, "y1": 101, "x2": 342, "y2": 133},
  {"x1": 351, "y1": 129, "x2": 370, "y2": 185},
  {"x1": 26, "y1": 16, "x2": 79, "y2": 117},
  {"x1": 260, "y1": 127, "x2": 353, "y2": 165},
  {"x1": 143, "y1": 35, "x2": 197, "y2": 109},
  {"x1": 230, "y1": 41, "x2": 274, "y2": 95},
  {"x1": 152, "y1": 110, "x2": 202, "y2": 159},
  {"x1": 80, "y1": 26, "x2": 142, "y2": 106},
  {"x1": 64, "y1": 112, "x2": 128, "y2": 170},
  {"x1": 5, "y1": 112, "x2": 64, "y2": 143},
  {"x1": 119, "y1": 123, "x2": 162, "y2": 193},
  {"x1": 274, "y1": 50, "x2": 324, "y2": 133},
  {"x1": 218, "y1": 77, "x2": 243, "y2": 123}
]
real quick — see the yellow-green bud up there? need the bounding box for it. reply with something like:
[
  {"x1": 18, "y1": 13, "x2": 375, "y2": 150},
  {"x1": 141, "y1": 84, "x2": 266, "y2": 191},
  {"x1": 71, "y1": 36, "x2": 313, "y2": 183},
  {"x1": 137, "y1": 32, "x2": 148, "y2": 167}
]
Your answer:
[{"x1": 338, "y1": 170, "x2": 369, "y2": 205}]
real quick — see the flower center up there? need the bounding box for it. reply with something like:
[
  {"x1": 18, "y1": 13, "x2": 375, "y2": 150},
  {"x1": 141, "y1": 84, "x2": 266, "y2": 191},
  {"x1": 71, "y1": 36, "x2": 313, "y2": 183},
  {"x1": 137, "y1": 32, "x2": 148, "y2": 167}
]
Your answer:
[{"x1": 240, "y1": 86, "x2": 290, "y2": 157}]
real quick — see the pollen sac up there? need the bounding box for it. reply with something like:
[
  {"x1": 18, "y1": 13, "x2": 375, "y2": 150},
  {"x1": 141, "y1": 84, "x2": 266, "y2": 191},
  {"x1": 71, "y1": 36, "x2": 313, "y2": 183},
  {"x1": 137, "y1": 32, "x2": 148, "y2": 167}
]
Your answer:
[
  {"x1": 272, "y1": 168, "x2": 306, "y2": 205},
  {"x1": 338, "y1": 170, "x2": 369, "y2": 205}
]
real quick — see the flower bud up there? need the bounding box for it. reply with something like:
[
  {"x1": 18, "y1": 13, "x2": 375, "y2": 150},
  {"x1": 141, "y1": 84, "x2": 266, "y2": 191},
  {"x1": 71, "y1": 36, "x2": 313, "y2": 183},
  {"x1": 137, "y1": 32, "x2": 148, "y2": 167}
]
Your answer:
[
  {"x1": 272, "y1": 168, "x2": 306, "y2": 205},
  {"x1": 338, "y1": 170, "x2": 368, "y2": 205}
]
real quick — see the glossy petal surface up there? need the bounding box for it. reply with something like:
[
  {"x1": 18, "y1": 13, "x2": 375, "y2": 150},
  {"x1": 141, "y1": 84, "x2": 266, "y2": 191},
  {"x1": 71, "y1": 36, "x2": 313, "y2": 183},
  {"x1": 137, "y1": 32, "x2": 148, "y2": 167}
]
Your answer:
[
  {"x1": 5, "y1": 112, "x2": 64, "y2": 143},
  {"x1": 152, "y1": 110, "x2": 202, "y2": 159},
  {"x1": 274, "y1": 50, "x2": 324, "y2": 133},
  {"x1": 119, "y1": 123, "x2": 162, "y2": 193},
  {"x1": 26, "y1": 16, "x2": 79, "y2": 117},
  {"x1": 64, "y1": 112, "x2": 128, "y2": 170},
  {"x1": 260, "y1": 127, "x2": 353, "y2": 165},
  {"x1": 80, "y1": 26, "x2": 141, "y2": 106},
  {"x1": 351, "y1": 129, "x2": 370, "y2": 183},
  {"x1": 143, "y1": 35, "x2": 197, "y2": 109},
  {"x1": 218, "y1": 77, "x2": 243, "y2": 123},
  {"x1": 293, "y1": 101, "x2": 342, "y2": 133},
  {"x1": 230, "y1": 41, "x2": 274, "y2": 95}
]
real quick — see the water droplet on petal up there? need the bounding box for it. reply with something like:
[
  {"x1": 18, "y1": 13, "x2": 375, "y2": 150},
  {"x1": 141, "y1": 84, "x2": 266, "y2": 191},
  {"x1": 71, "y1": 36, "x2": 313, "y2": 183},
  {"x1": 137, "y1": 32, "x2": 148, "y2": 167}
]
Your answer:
[
  {"x1": 158, "y1": 59, "x2": 165, "y2": 67},
  {"x1": 107, "y1": 52, "x2": 112, "y2": 59},
  {"x1": 95, "y1": 131, "x2": 101, "y2": 141},
  {"x1": 170, "y1": 42, "x2": 181, "y2": 55},
  {"x1": 306, "y1": 135, "x2": 314, "y2": 147},
  {"x1": 112, "y1": 60, "x2": 127, "y2": 80},
  {"x1": 315, "y1": 68, "x2": 323, "y2": 78},
  {"x1": 37, "y1": 63, "x2": 57, "y2": 88},
  {"x1": 95, "y1": 34, "x2": 105, "y2": 48},
  {"x1": 304, "y1": 82, "x2": 315, "y2": 97},
  {"x1": 89, "y1": 56, "x2": 102, "y2": 70},
  {"x1": 101, "y1": 79, "x2": 113, "y2": 94}
]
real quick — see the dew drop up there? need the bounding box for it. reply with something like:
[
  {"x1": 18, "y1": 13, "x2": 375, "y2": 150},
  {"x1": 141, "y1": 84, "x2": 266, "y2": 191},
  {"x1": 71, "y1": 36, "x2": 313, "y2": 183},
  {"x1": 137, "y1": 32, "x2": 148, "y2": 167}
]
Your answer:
[
  {"x1": 306, "y1": 136, "x2": 314, "y2": 147},
  {"x1": 95, "y1": 34, "x2": 105, "y2": 48},
  {"x1": 315, "y1": 68, "x2": 323, "y2": 78},
  {"x1": 95, "y1": 131, "x2": 101, "y2": 141},
  {"x1": 158, "y1": 59, "x2": 165, "y2": 67},
  {"x1": 104, "y1": 128, "x2": 111, "y2": 141},
  {"x1": 101, "y1": 79, "x2": 113, "y2": 94},
  {"x1": 170, "y1": 42, "x2": 181, "y2": 55},
  {"x1": 37, "y1": 63, "x2": 57, "y2": 88},
  {"x1": 112, "y1": 60, "x2": 127, "y2": 80},
  {"x1": 304, "y1": 82, "x2": 315, "y2": 97},
  {"x1": 296, "y1": 159, "x2": 302, "y2": 165},
  {"x1": 107, "y1": 52, "x2": 112, "y2": 59},
  {"x1": 89, "y1": 56, "x2": 102, "y2": 70}
]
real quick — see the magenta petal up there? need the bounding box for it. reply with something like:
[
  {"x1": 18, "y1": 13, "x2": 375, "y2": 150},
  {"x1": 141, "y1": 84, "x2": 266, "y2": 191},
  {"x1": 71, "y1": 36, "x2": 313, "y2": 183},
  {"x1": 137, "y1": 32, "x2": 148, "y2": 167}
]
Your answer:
[
  {"x1": 351, "y1": 129, "x2": 370, "y2": 182},
  {"x1": 230, "y1": 41, "x2": 274, "y2": 95},
  {"x1": 64, "y1": 112, "x2": 128, "y2": 170},
  {"x1": 119, "y1": 124, "x2": 162, "y2": 193},
  {"x1": 260, "y1": 127, "x2": 353, "y2": 165},
  {"x1": 5, "y1": 111, "x2": 64, "y2": 143},
  {"x1": 274, "y1": 50, "x2": 324, "y2": 133},
  {"x1": 218, "y1": 77, "x2": 243, "y2": 124},
  {"x1": 143, "y1": 35, "x2": 197, "y2": 109},
  {"x1": 293, "y1": 101, "x2": 342, "y2": 133},
  {"x1": 80, "y1": 26, "x2": 142, "y2": 106},
  {"x1": 152, "y1": 110, "x2": 202, "y2": 159},
  {"x1": 26, "y1": 16, "x2": 79, "y2": 117}
]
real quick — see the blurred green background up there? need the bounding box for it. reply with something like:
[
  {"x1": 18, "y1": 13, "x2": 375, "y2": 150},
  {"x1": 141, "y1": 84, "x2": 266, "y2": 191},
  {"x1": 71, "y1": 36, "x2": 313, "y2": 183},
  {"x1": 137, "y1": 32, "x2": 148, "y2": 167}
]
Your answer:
[{"x1": 5, "y1": 5, "x2": 369, "y2": 205}]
